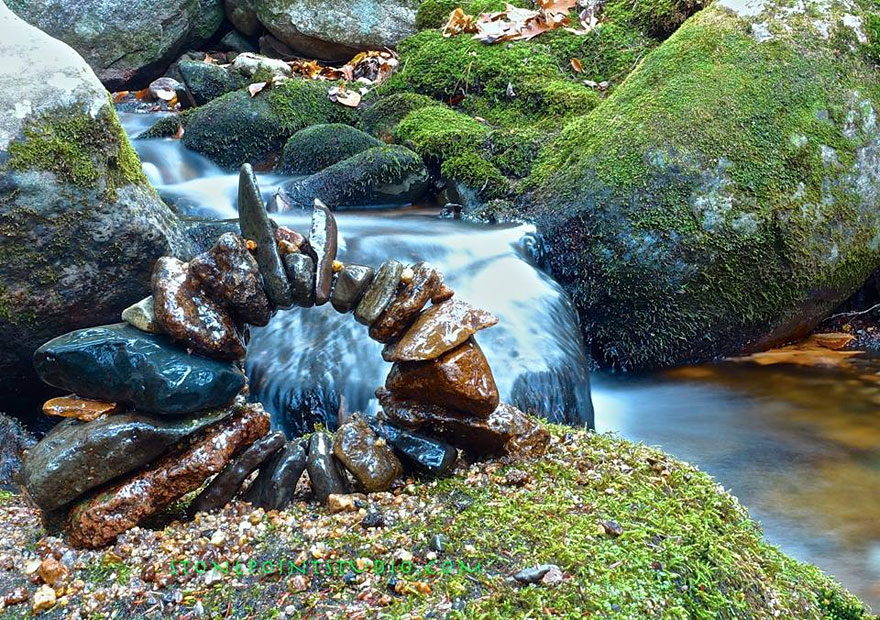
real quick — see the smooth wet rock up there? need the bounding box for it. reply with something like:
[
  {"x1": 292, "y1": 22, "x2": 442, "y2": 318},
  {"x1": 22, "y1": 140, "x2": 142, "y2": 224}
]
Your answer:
[
  {"x1": 121, "y1": 296, "x2": 163, "y2": 334},
  {"x1": 333, "y1": 414, "x2": 402, "y2": 492},
  {"x1": 33, "y1": 323, "x2": 246, "y2": 415},
  {"x1": 275, "y1": 226, "x2": 307, "y2": 254},
  {"x1": 178, "y1": 59, "x2": 246, "y2": 107},
  {"x1": 513, "y1": 564, "x2": 560, "y2": 585},
  {"x1": 309, "y1": 201, "x2": 338, "y2": 306},
  {"x1": 377, "y1": 388, "x2": 549, "y2": 458},
  {"x1": 278, "y1": 124, "x2": 382, "y2": 175},
  {"x1": 23, "y1": 405, "x2": 235, "y2": 512},
  {"x1": 330, "y1": 264, "x2": 375, "y2": 314},
  {"x1": 191, "y1": 431, "x2": 286, "y2": 513},
  {"x1": 306, "y1": 432, "x2": 349, "y2": 504},
  {"x1": 238, "y1": 164, "x2": 294, "y2": 308},
  {"x1": 370, "y1": 419, "x2": 457, "y2": 478},
  {"x1": 66, "y1": 403, "x2": 270, "y2": 548},
  {"x1": 190, "y1": 232, "x2": 272, "y2": 326},
  {"x1": 282, "y1": 253, "x2": 316, "y2": 308},
  {"x1": 246, "y1": 439, "x2": 308, "y2": 510},
  {"x1": 385, "y1": 337, "x2": 499, "y2": 417},
  {"x1": 355, "y1": 260, "x2": 404, "y2": 326},
  {"x1": 42, "y1": 396, "x2": 121, "y2": 422},
  {"x1": 225, "y1": 0, "x2": 261, "y2": 36},
  {"x1": 369, "y1": 262, "x2": 454, "y2": 343},
  {"x1": 382, "y1": 299, "x2": 498, "y2": 362},
  {"x1": 152, "y1": 256, "x2": 246, "y2": 360},
  {"x1": 0, "y1": 413, "x2": 35, "y2": 492}
]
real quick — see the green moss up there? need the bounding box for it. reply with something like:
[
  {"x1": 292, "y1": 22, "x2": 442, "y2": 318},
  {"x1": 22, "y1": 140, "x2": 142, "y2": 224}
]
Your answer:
[
  {"x1": 484, "y1": 126, "x2": 548, "y2": 178},
  {"x1": 278, "y1": 123, "x2": 381, "y2": 174},
  {"x1": 137, "y1": 113, "x2": 189, "y2": 139},
  {"x1": 395, "y1": 105, "x2": 490, "y2": 161},
  {"x1": 249, "y1": 65, "x2": 277, "y2": 85},
  {"x1": 604, "y1": 0, "x2": 709, "y2": 39},
  {"x1": 527, "y1": 4, "x2": 880, "y2": 367},
  {"x1": 359, "y1": 92, "x2": 438, "y2": 140},
  {"x1": 415, "y1": 0, "x2": 527, "y2": 30},
  {"x1": 441, "y1": 151, "x2": 511, "y2": 199},
  {"x1": 5, "y1": 101, "x2": 146, "y2": 199},
  {"x1": 864, "y1": 12, "x2": 880, "y2": 63}
]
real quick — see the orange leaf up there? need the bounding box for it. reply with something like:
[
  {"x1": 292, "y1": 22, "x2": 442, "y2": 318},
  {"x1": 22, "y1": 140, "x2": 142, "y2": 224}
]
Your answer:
[
  {"x1": 173, "y1": 124, "x2": 185, "y2": 140},
  {"x1": 247, "y1": 82, "x2": 268, "y2": 97},
  {"x1": 571, "y1": 58, "x2": 583, "y2": 73}
]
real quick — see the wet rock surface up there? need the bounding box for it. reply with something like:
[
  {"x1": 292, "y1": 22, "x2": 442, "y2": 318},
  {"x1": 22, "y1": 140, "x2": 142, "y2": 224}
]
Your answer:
[
  {"x1": 369, "y1": 262, "x2": 454, "y2": 343},
  {"x1": 377, "y1": 388, "x2": 549, "y2": 457},
  {"x1": 282, "y1": 253, "x2": 316, "y2": 308},
  {"x1": 191, "y1": 430, "x2": 286, "y2": 513},
  {"x1": 331, "y1": 264, "x2": 375, "y2": 313},
  {"x1": 278, "y1": 124, "x2": 382, "y2": 175},
  {"x1": 383, "y1": 299, "x2": 498, "y2": 362},
  {"x1": 306, "y1": 432, "x2": 349, "y2": 503},
  {"x1": 309, "y1": 201, "x2": 338, "y2": 306},
  {"x1": 0, "y1": 413, "x2": 35, "y2": 491},
  {"x1": 385, "y1": 338, "x2": 499, "y2": 417},
  {"x1": 21, "y1": 406, "x2": 235, "y2": 512},
  {"x1": 333, "y1": 414, "x2": 403, "y2": 492},
  {"x1": 355, "y1": 260, "x2": 404, "y2": 326},
  {"x1": 41, "y1": 396, "x2": 121, "y2": 422},
  {"x1": 246, "y1": 439, "x2": 308, "y2": 510},
  {"x1": 369, "y1": 419, "x2": 457, "y2": 478},
  {"x1": 189, "y1": 233, "x2": 272, "y2": 326},
  {"x1": 33, "y1": 323, "x2": 245, "y2": 416},
  {"x1": 152, "y1": 256, "x2": 246, "y2": 360},
  {"x1": 238, "y1": 164, "x2": 294, "y2": 308},
  {"x1": 66, "y1": 403, "x2": 270, "y2": 548},
  {"x1": 178, "y1": 59, "x2": 245, "y2": 106},
  {"x1": 121, "y1": 296, "x2": 163, "y2": 334}
]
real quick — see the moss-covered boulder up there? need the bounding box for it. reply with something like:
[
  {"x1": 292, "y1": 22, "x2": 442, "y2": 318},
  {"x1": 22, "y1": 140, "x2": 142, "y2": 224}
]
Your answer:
[
  {"x1": 7, "y1": 0, "x2": 222, "y2": 90},
  {"x1": 359, "y1": 92, "x2": 437, "y2": 141},
  {"x1": 526, "y1": 0, "x2": 880, "y2": 368},
  {"x1": 278, "y1": 123, "x2": 382, "y2": 175},
  {"x1": 181, "y1": 79, "x2": 356, "y2": 170},
  {"x1": 178, "y1": 60, "x2": 246, "y2": 106},
  {"x1": 0, "y1": 5, "x2": 190, "y2": 405},
  {"x1": 277, "y1": 145, "x2": 428, "y2": 209}
]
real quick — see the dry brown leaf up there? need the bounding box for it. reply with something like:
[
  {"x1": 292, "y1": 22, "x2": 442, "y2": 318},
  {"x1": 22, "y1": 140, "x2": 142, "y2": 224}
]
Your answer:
[
  {"x1": 729, "y1": 335, "x2": 862, "y2": 368},
  {"x1": 811, "y1": 332, "x2": 856, "y2": 350},
  {"x1": 443, "y1": 8, "x2": 478, "y2": 36},
  {"x1": 329, "y1": 85, "x2": 361, "y2": 108},
  {"x1": 247, "y1": 81, "x2": 268, "y2": 97},
  {"x1": 112, "y1": 91, "x2": 130, "y2": 103},
  {"x1": 571, "y1": 57, "x2": 583, "y2": 72},
  {"x1": 173, "y1": 123, "x2": 185, "y2": 140}
]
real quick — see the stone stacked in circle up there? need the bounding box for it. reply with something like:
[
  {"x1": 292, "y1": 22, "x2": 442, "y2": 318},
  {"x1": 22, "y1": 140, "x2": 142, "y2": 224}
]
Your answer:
[{"x1": 20, "y1": 165, "x2": 548, "y2": 548}]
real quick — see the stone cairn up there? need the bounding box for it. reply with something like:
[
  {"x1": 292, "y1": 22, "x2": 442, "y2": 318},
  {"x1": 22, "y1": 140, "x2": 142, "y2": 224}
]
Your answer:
[{"x1": 20, "y1": 165, "x2": 549, "y2": 549}]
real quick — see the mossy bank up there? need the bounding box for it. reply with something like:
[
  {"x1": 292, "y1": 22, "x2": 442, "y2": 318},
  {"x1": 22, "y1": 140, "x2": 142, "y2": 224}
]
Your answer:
[{"x1": 0, "y1": 425, "x2": 870, "y2": 618}]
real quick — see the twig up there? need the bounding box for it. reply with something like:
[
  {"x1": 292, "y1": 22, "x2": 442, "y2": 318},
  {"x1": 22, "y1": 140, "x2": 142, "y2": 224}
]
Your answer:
[{"x1": 826, "y1": 302, "x2": 880, "y2": 320}]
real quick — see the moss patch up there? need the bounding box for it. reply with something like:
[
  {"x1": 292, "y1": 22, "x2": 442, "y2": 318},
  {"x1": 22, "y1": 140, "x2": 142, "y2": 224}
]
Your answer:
[
  {"x1": 441, "y1": 151, "x2": 511, "y2": 200},
  {"x1": 395, "y1": 105, "x2": 490, "y2": 161},
  {"x1": 359, "y1": 92, "x2": 438, "y2": 141},
  {"x1": 278, "y1": 123, "x2": 382, "y2": 175},
  {"x1": 415, "y1": 0, "x2": 528, "y2": 30}
]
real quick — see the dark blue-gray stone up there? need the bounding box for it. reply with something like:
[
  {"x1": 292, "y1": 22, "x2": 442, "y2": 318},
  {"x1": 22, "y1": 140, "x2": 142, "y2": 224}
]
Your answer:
[
  {"x1": 21, "y1": 404, "x2": 237, "y2": 511},
  {"x1": 369, "y1": 419, "x2": 457, "y2": 478},
  {"x1": 33, "y1": 323, "x2": 245, "y2": 415}
]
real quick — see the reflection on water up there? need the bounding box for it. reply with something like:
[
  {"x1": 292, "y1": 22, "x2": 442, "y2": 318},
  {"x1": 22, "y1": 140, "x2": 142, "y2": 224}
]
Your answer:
[{"x1": 594, "y1": 360, "x2": 880, "y2": 608}]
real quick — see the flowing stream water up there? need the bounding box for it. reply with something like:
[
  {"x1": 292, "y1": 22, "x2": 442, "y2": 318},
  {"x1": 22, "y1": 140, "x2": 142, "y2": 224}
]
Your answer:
[{"x1": 123, "y1": 112, "x2": 880, "y2": 608}]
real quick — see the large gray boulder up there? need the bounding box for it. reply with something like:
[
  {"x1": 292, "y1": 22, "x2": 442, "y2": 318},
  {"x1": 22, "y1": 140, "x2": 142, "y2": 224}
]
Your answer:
[
  {"x1": 0, "y1": 4, "x2": 190, "y2": 406},
  {"x1": 253, "y1": 0, "x2": 419, "y2": 61},
  {"x1": 527, "y1": 0, "x2": 880, "y2": 368},
  {"x1": 7, "y1": 0, "x2": 223, "y2": 89}
]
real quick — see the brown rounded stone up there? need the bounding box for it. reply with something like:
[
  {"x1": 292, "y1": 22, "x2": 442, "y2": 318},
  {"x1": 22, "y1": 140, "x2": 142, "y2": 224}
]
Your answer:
[
  {"x1": 333, "y1": 414, "x2": 402, "y2": 492},
  {"x1": 385, "y1": 337, "x2": 499, "y2": 417},
  {"x1": 376, "y1": 388, "x2": 548, "y2": 459},
  {"x1": 42, "y1": 396, "x2": 120, "y2": 422},
  {"x1": 65, "y1": 403, "x2": 270, "y2": 548},
  {"x1": 382, "y1": 299, "x2": 498, "y2": 362},
  {"x1": 151, "y1": 256, "x2": 246, "y2": 360},
  {"x1": 189, "y1": 232, "x2": 273, "y2": 326},
  {"x1": 368, "y1": 262, "x2": 454, "y2": 343}
]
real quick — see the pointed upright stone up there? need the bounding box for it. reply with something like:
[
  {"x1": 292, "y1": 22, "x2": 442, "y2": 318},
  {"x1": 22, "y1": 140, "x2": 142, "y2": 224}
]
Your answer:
[
  {"x1": 355, "y1": 260, "x2": 403, "y2": 326},
  {"x1": 309, "y1": 200, "x2": 338, "y2": 306},
  {"x1": 238, "y1": 164, "x2": 294, "y2": 308},
  {"x1": 306, "y1": 432, "x2": 348, "y2": 503}
]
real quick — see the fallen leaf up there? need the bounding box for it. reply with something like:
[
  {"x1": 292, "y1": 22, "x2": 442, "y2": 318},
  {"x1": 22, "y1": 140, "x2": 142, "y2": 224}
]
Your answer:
[
  {"x1": 328, "y1": 85, "x2": 361, "y2": 108},
  {"x1": 728, "y1": 334, "x2": 862, "y2": 368},
  {"x1": 811, "y1": 332, "x2": 856, "y2": 350},
  {"x1": 247, "y1": 81, "x2": 268, "y2": 97},
  {"x1": 112, "y1": 91, "x2": 130, "y2": 103},
  {"x1": 173, "y1": 124, "x2": 185, "y2": 140},
  {"x1": 571, "y1": 57, "x2": 583, "y2": 72}
]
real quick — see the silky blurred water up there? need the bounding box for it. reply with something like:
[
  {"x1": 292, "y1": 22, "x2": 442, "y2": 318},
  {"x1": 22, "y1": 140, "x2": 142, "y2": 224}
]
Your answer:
[{"x1": 123, "y1": 112, "x2": 879, "y2": 608}]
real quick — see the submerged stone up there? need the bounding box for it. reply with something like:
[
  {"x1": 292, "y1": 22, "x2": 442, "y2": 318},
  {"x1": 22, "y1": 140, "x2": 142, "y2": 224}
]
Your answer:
[
  {"x1": 333, "y1": 414, "x2": 403, "y2": 492},
  {"x1": 369, "y1": 419, "x2": 457, "y2": 478},
  {"x1": 330, "y1": 264, "x2": 375, "y2": 313},
  {"x1": 189, "y1": 232, "x2": 272, "y2": 326},
  {"x1": 33, "y1": 323, "x2": 246, "y2": 416},
  {"x1": 354, "y1": 260, "x2": 404, "y2": 326},
  {"x1": 369, "y1": 262, "x2": 454, "y2": 343},
  {"x1": 377, "y1": 388, "x2": 549, "y2": 458},
  {"x1": 66, "y1": 403, "x2": 270, "y2": 548},
  {"x1": 282, "y1": 253, "x2": 316, "y2": 308},
  {"x1": 309, "y1": 201, "x2": 338, "y2": 305},
  {"x1": 306, "y1": 432, "x2": 349, "y2": 503},
  {"x1": 152, "y1": 256, "x2": 246, "y2": 360},
  {"x1": 121, "y1": 296, "x2": 163, "y2": 334},
  {"x1": 42, "y1": 396, "x2": 120, "y2": 422},
  {"x1": 246, "y1": 438, "x2": 308, "y2": 510},
  {"x1": 23, "y1": 405, "x2": 235, "y2": 512},
  {"x1": 238, "y1": 164, "x2": 294, "y2": 308},
  {"x1": 382, "y1": 299, "x2": 498, "y2": 362},
  {"x1": 385, "y1": 337, "x2": 499, "y2": 417},
  {"x1": 191, "y1": 430, "x2": 286, "y2": 513}
]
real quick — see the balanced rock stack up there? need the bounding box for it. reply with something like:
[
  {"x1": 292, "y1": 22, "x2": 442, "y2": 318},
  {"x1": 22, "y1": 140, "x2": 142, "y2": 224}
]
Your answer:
[{"x1": 20, "y1": 165, "x2": 547, "y2": 548}]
